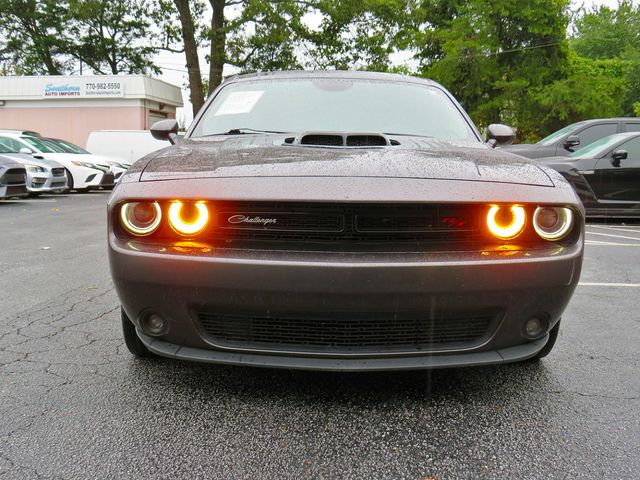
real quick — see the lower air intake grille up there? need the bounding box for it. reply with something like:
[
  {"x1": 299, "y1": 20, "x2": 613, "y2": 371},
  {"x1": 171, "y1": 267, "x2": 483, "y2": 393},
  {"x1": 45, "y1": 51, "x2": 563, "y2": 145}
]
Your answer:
[
  {"x1": 1, "y1": 168, "x2": 26, "y2": 185},
  {"x1": 197, "y1": 311, "x2": 495, "y2": 355}
]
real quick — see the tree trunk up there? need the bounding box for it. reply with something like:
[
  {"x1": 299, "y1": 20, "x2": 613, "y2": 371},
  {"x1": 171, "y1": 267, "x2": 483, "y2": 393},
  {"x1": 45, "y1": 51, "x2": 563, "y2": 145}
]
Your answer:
[
  {"x1": 173, "y1": 0, "x2": 205, "y2": 115},
  {"x1": 208, "y1": 0, "x2": 225, "y2": 93},
  {"x1": 42, "y1": 47, "x2": 61, "y2": 75}
]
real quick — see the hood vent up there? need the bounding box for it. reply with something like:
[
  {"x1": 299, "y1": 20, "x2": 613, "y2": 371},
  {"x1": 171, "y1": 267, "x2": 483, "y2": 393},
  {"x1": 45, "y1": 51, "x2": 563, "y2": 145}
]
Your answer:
[{"x1": 285, "y1": 132, "x2": 398, "y2": 147}]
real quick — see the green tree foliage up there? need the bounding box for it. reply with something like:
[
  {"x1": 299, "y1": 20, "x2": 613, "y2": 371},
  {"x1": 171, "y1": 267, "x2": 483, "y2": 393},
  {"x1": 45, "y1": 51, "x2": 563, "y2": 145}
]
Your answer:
[
  {"x1": 1, "y1": 0, "x2": 638, "y2": 137},
  {"x1": 303, "y1": 0, "x2": 409, "y2": 71},
  {"x1": 571, "y1": 0, "x2": 640, "y2": 116},
  {"x1": 534, "y1": 52, "x2": 626, "y2": 135},
  {"x1": 572, "y1": 0, "x2": 640, "y2": 59},
  {"x1": 65, "y1": 0, "x2": 160, "y2": 74},
  {"x1": 0, "y1": 0, "x2": 70, "y2": 74},
  {"x1": 0, "y1": 0, "x2": 161, "y2": 75},
  {"x1": 413, "y1": 0, "x2": 572, "y2": 140}
]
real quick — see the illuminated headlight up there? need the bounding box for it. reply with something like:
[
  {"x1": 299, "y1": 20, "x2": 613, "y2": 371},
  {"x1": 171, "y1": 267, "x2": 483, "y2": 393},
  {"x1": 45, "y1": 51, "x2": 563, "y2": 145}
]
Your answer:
[
  {"x1": 533, "y1": 207, "x2": 573, "y2": 241},
  {"x1": 120, "y1": 202, "x2": 162, "y2": 236},
  {"x1": 168, "y1": 201, "x2": 209, "y2": 235},
  {"x1": 486, "y1": 205, "x2": 526, "y2": 240}
]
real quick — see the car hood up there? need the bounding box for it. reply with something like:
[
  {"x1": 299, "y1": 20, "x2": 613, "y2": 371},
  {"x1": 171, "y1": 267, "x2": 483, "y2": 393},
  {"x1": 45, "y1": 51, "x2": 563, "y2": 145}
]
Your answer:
[
  {"x1": 139, "y1": 136, "x2": 554, "y2": 187},
  {"x1": 0, "y1": 153, "x2": 63, "y2": 169},
  {"x1": 0, "y1": 155, "x2": 26, "y2": 170},
  {"x1": 44, "y1": 153, "x2": 111, "y2": 168}
]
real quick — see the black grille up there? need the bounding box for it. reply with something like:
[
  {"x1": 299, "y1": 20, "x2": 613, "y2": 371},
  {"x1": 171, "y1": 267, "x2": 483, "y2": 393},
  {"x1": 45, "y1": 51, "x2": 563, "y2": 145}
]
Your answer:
[
  {"x1": 297, "y1": 133, "x2": 390, "y2": 147},
  {"x1": 346, "y1": 135, "x2": 387, "y2": 146},
  {"x1": 300, "y1": 134, "x2": 343, "y2": 146},
  {"x1": 197, "y1": 311, "x2": 495, "y2": 354},
  {"x1": 52, "y1": 168, "x2": 65, "y2": 177},
  {"x1": 1, "y1": 168, "x2": 26, "y2": 185},
  {"x1": 208, "y1": 202, "x2": 480, "y2": 251},
  {"x1": 100, "y1": 173, "x2": 115, "y2": 185}
]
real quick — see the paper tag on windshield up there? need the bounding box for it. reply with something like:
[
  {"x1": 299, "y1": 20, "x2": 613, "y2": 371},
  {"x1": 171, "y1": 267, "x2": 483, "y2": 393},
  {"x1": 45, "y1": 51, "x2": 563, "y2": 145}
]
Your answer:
[{"x1": 214, "y1": 91, "x2": 264, "y2": 116}]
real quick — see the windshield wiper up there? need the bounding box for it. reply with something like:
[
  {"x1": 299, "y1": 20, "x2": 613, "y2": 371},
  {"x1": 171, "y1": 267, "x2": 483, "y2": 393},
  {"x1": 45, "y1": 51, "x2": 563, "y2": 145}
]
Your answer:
[{"x1": 205, "y1": 128, "x2": 288, "y2": 136}]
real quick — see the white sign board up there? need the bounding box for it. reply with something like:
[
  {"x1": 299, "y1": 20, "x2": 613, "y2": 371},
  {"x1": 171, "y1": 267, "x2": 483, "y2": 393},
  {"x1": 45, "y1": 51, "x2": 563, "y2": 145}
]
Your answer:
[{"x1": 42, "y1": 79, "x2": 124, "y2": 98}]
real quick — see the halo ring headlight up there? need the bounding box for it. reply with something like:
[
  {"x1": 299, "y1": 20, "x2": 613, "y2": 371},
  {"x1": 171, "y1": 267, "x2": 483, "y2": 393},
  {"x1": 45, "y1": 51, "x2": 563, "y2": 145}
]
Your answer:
[
  {"x1": 168, "y1": 201, "x2": 209, "y2": 235},
  {"x1": 486, "y1": 205, "x2": 526, "y2": 240},
  {"x1": 533, "y1": 207, "x2": 573, "y2": 241},
  {"x1": 120, "y1": 202, "x2": 162, "y2": 236}
]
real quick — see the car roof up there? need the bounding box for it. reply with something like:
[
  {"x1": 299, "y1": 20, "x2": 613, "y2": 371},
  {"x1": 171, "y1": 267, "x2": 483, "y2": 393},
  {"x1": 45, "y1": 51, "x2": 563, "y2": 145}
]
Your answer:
[
  {"x1": 578, "y1": 118, "x2": 640, "y2": 124},
  {"x1": 0, "y1": 129, "x2": 41, "y2": 136},
  {"x1": 223, "y1": 70, "x2": 440, "y2": 88}
]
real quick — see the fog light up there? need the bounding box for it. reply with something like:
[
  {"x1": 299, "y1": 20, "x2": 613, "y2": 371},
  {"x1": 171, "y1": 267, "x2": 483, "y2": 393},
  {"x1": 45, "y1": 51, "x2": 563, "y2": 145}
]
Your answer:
[
  {"x1": 523, "y1": 317, "x2": 546, "y2": 339},
  {"x1": 144, "y1": 313, "x2": 166, "y2": 336}
]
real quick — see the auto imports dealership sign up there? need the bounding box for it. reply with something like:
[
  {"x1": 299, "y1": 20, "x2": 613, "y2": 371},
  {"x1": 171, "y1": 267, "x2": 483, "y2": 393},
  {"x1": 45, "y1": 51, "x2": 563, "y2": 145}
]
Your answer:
[{"x1": 42, "y1": 79, "x2": 124, "y2": 98}]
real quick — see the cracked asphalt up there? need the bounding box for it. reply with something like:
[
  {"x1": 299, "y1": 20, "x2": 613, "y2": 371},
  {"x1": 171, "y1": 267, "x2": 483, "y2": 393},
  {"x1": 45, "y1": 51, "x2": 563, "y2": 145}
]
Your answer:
[{"x1": 1, "y1": 193, "x2": 639, "y2": 479}]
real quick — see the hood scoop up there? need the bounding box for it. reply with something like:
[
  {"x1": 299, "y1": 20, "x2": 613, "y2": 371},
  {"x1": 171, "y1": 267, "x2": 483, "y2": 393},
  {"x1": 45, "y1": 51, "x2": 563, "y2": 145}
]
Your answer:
[{"x1": 284, "y1": 132, "x2": 399, "y2": 147}]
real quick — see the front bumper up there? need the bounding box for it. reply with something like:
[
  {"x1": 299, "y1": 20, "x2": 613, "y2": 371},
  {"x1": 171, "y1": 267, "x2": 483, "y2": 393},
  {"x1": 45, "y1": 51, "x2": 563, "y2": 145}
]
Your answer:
[
  {"x1": 27, "y1": 171, "x2": 68, "y2": 193},
  {"x1": 0, "y1": 184, "x2": 28, "y2": 198},
  {"x1": 110, "y1": 236, "x2": 583, "y2": 370},
  {"x1": 139, "y1": 331, "x2": 549, "y2": 371}
]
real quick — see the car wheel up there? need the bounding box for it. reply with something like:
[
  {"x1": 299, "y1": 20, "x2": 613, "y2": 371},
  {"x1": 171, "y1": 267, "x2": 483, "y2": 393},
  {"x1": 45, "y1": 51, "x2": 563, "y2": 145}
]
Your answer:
[
  {"x1": 121, "y1": 307, "x2": 155, "y2": 357},
  {"x1": 528, "y1": 320, "x2": 560, "y2": 362},
  {"x1": 65, "y1": 169, "x2": 75, "y2": 190}
]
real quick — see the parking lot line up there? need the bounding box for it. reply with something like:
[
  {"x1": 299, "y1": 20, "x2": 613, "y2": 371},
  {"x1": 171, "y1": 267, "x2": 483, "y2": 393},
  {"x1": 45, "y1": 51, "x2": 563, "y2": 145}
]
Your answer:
[
  {"x1": 579, "y1": 282, "x2": 640, "y2": 287},
  {"x1": 585, "y1": 241, "x2": 640, "y2": 246},
  {"x1": 6, "y1": 198, "x2": 58, "y2": 203},
  {"x1": 584, "y1": 231, "x2": 640, "y2": 242},
  {"x1": 588, "y1": 225, "x2": 640, "y2": 235}
]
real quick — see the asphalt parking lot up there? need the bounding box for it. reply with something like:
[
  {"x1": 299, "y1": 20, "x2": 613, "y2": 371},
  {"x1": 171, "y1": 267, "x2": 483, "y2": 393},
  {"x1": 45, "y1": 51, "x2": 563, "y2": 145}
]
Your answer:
[{"x1": 1, "y1": 193, "x2": 639, "y2": 479}]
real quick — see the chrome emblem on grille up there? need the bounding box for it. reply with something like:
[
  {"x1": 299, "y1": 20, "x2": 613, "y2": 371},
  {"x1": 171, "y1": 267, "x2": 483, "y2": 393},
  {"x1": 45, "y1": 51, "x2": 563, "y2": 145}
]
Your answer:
[{"x1": 228, "y1": 215, "x2": 277, "y2": 226}]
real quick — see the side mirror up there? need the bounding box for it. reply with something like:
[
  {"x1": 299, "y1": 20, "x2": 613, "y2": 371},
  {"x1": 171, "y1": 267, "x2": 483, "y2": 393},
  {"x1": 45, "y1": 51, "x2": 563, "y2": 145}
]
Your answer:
[
  {"x1": 19, "y1": 147, "x2": 32, "y2": 155},
  {"x1": 563, "y1": 135, "x2": 580, "y2": 151},
  {"x1": 611, "y1": 149, "x2": 627, "y2": 167},
  {"x1": 150, "y1": 119, "x2": 179, "y2": 145},
  {"x1": 486, "y1": 124, "x2": 516, "y2": 148}
]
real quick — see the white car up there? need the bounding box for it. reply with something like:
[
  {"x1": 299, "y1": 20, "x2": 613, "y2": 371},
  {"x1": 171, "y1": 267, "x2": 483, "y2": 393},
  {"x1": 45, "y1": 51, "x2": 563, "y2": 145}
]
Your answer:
[
  {"x1": 43, "y1": 137, "x2": 130, "y2": 183},
  {"x1": 0, "y1": 133, "x2": 115, "y2": 191},
  {"x1": 0, "y1": 143, "x2": 68, "y2": 195}
]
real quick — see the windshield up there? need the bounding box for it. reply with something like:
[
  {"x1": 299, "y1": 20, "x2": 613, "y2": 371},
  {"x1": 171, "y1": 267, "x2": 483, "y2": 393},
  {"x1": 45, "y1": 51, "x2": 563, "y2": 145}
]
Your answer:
[
  {"x1": 191, "y1": 78, "x2": 478, "y2": 141},
  {"x1": 48, "y1": 138, "x2": 90, "y2": 154},
  {"x1": 21, "y1": 136, "x2": 66, "y2": 153},
  {"x1": 569, "y1": 133, "x2": 627, "y2": 159},
  {"x1": 0, "y1": 140, "x2": 18, "y2": 153},
  {"x1": 538, "y1": 122, "x2": 585, "y2": 146}
]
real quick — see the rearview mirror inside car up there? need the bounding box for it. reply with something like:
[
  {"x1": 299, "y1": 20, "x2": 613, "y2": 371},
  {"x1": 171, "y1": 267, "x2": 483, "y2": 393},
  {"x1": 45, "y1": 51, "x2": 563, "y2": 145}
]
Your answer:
[
  {"x1": 563, "y1": 135, "x2": 580, "y2": 151},
  {"x1": 486, "y1": 124, "x2": 516, "y2": 148},
  {"x1": 150, "y1": 119, "x2": 180, "y2": 144}
]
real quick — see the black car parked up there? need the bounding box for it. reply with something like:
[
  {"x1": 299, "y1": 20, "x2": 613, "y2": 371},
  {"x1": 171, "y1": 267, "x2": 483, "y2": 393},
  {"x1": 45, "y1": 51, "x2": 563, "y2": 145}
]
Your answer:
[
  {"x1": 503, "y1": 118, "x2": 640, "y2": 159},
  {"x1": 538, "y1": 132, "x2": 640, "y2": 218}
]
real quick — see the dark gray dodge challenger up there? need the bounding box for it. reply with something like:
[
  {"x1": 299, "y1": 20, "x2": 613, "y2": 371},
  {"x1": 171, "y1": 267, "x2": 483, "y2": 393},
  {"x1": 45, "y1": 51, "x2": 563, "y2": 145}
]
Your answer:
[{"x1": 108, "y1": 71, "x2": 584, "y2": 371}]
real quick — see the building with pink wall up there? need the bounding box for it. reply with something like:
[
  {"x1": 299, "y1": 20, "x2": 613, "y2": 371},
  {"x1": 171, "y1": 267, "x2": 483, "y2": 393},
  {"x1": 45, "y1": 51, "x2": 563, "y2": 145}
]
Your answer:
[{"x1": 0, "y1": 75, "x2": 183, "y2": 147}]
